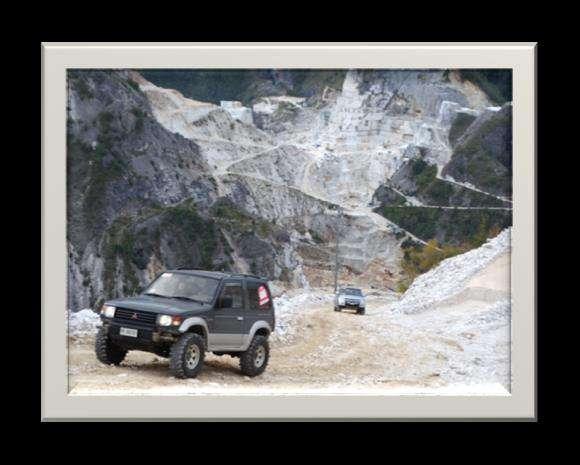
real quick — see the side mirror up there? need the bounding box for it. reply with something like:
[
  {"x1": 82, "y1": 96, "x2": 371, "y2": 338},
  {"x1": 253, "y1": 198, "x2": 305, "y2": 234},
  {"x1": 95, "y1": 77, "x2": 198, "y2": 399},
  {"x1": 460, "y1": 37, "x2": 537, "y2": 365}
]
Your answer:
[{"x1": 218, "y1": 296, "x2": 233, "y2": 309}]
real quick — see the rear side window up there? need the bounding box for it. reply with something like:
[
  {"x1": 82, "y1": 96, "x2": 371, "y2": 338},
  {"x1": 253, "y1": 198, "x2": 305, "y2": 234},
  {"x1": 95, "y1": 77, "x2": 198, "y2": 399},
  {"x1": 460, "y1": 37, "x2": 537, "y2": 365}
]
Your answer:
[
  {"x1": 247, "y1": 281, "x2": 271, "y2": 310},
  {"x1": 220, "y1": 283, "x2": 244, "y2": 309}
]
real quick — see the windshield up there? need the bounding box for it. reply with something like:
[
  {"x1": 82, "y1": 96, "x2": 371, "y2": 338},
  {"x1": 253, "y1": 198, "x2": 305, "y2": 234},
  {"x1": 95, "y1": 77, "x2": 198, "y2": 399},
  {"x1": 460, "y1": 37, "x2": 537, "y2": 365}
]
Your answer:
[
  {"x1": 341, "y1": 288, "x2": 362, "y2": 296},
  {"x1": 143, "y1": 272, "x2": 220, "y2": 304}
]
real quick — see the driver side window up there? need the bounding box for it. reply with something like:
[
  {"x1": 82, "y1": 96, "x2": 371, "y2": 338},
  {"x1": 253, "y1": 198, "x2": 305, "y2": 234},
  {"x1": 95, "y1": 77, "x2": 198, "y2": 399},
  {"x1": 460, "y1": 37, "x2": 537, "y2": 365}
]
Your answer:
[{"x1": 219, "y1": 283, "x2": 244, "y2": 309}]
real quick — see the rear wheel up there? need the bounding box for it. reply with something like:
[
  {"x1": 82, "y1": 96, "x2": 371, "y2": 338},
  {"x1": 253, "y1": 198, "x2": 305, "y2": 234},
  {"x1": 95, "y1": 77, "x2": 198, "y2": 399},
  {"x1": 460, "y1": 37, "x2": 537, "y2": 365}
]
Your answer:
[
  {"x1": 169, "y1": 333, "x2": 205, "y2": 379},
  {"x1": 95, "y1": 326, "x2": 127, "y2": 366},
  {"x1": 240, "y1": 335, "x2": 269, "y2": 377}
]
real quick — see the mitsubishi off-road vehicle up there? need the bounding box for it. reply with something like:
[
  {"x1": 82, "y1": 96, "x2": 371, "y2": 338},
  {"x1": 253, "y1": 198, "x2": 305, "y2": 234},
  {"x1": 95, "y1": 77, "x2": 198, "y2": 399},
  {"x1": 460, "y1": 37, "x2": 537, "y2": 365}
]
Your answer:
[
  {"x1": 95, "y1": 269, "x2": 275, "y2": 379},
  {"x1": 334, "y1": 287, "x2": 366, "y2": 315}
]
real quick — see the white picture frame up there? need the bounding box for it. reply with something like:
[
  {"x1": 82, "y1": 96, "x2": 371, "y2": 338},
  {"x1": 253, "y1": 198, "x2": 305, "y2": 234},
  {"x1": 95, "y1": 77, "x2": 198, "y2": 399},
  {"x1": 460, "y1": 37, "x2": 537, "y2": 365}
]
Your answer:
[{"x1": 41, "y1": 42, "x2": 536, "y2": 420}]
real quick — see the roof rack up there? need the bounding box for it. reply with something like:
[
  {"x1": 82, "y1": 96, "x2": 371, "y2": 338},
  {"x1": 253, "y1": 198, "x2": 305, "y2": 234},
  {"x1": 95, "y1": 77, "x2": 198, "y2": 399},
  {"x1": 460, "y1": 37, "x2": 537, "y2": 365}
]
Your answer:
[{"x1": 175, "y1": 266, "x2": 205, "y2": 271}]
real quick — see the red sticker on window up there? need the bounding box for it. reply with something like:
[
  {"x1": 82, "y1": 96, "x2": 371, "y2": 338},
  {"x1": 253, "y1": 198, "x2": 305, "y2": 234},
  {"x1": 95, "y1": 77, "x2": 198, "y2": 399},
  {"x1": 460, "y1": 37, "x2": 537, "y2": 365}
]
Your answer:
[{"x1": 258, "y1": 285, "x2": 270, "y2": 306}]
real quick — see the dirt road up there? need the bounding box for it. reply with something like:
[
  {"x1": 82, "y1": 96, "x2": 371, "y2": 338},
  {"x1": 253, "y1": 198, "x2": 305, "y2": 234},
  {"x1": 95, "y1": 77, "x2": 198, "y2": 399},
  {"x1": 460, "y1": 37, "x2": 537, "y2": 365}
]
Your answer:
[{"x1": 68, "y1": 284, "x2": 508, "y2": 396}]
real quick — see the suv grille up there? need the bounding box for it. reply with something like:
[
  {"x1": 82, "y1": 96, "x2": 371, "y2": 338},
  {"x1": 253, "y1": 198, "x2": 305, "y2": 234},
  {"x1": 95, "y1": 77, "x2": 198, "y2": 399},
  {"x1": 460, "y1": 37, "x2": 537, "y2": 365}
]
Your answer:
[{"x1": 113, "y1": 308, "x2": 157, "y2": 329}]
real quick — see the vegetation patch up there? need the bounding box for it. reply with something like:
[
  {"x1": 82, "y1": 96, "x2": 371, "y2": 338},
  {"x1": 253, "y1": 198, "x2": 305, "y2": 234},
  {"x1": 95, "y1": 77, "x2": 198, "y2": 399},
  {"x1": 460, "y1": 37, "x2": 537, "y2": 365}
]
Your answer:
[
  {"x1": 127, "y1": 78, "x2": 141, "y2": 93},
  {"x1": 373, "y1": 184, "x2": 407, "y2": 206},
  {"x1": 67, "y1": 136, "x2": 129, "y2": 232},
  {"x1": 379, "y1": 206, "x2": 510, "y2": 246},
  {"x1": 309, "y1": 229, "x2": 325, "y2": 244},
  {"x1": 396, "y1": 239, "x2": 468, "y2": 293},
  {"x1": 131, "y1": 107, "x2": 146, "y2": 132},
  {"x1": 101, "y1": 200, "x2": 220, "y2": 299},
  {"x1": 410, "y1": 159, "x2": 437, "y2": 191},
  {"x1": 290, "y1": 70, "x2": 346, "y2": 97},
  {"x1": 272, "y1": 101, "x2": 300, "y2": 119},
  {"x1": 83, "y1": 143, "x2": 128, "y2": 229},
  {"x1": 458, "y1": 70, "x2": 512, "y2": 105},
  {"x1": 102, "y1": 216, "x2": 140, "y2": 298},
  {"x1": 449, "y1": 112, "x2": 476, "y2": 146},
  {"x1": 161, "y1": 200, "x2": 218, "y2": 269},
  {"x1": 139, "y1": 69, "x2": 346, "y2": 105},
  {"x1": 392, "y1": 158, "x2": 507, "y2": 207},
  {"x1": 210, "y1": 197, "x2": 274, "y2": 238}
]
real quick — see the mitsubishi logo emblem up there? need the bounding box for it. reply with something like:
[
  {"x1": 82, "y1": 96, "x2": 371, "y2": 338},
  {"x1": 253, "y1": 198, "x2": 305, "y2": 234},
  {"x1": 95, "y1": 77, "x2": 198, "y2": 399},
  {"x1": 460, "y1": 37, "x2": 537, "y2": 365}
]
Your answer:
[{"x1": 131, "y1": 313, "x2": 138, "y2": 319}]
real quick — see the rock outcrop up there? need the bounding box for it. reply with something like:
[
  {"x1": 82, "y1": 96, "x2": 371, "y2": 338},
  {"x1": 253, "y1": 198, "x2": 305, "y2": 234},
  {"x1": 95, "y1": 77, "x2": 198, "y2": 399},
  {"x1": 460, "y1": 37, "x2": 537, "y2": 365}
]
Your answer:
[{"x1": 442, "y1": 103, "x2": 512, "y2": 198}]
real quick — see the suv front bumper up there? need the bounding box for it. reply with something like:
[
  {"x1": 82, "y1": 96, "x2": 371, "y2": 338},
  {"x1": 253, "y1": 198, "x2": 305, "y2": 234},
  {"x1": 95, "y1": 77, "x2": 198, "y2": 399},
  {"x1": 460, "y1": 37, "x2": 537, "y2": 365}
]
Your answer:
[{"x1": 102, "y1": 319, "x2": 180, "y2": 350}]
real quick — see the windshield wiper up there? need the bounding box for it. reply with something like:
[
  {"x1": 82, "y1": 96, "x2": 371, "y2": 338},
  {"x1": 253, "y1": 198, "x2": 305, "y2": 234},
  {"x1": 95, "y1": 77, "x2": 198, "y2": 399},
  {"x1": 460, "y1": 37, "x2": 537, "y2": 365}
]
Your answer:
[
  {"x1": 144, "y1": 292, "x2": 170, "y2": 298},
  {"x1": 170, "y1": 295, "x2": 206, "y2": 304}
]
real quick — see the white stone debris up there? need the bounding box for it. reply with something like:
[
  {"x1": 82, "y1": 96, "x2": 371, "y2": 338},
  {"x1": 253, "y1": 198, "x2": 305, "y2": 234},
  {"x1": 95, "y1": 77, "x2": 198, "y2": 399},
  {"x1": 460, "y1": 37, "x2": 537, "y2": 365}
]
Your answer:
[
  {"x1": 391, "y1": 228, "x2": 511, "y2": 314},
  {"x1": 220, "y1": 101, "x2": 254, "y2": 125},
  {"x1": 272, "y1": 290, "x2": 334, "y2": 343},
  {"x1": 69, "y1": 308, "x2": 102, "y2": 337}
]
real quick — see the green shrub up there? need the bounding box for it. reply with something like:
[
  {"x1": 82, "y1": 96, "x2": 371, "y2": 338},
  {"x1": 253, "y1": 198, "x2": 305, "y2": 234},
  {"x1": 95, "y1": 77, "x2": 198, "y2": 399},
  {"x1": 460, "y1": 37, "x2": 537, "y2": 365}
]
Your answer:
[
  {"x1": 127, "y1": 79, "x2": 141, "y2": 93},
  {"x1": 449, "y1": 112, "x2": 476, "y2": 146},
  {"x1": 210, "y1": 198, "x2": 273, "y2": 237},
  {"x1": 397, "y1": 239, "x2": 467, "y2": 293},
  {"x1": 422, "y1": 179, "x2": 454, "y2": 205},
  {"x1": 309, "y1": 229, "x2": 324, "y2": 244},
  {"x1": 163, "y1": 201, "x2": 217, "y2": 269},
  {"x1": 102, "y1": 217, "x2": 140, "y2": 298},
  {"x1": 131, "y1": 107, "x2": 145, "y2": 132}
]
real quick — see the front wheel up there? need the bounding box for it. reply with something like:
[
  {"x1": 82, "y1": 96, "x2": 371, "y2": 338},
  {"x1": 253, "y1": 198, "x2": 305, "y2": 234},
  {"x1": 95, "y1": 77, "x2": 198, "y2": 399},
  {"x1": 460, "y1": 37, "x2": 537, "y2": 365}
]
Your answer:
[
  {"x1": 334, "y1": 306, "x2": 341, "y2": 312},
  {"x1": 240, "y1": 335, "x2": 270, "y2": 377},
  {"x1": 95, "y1": 326, "x2": 127, "y2": 366},
  {"x1": 357, "y1": 308, "x2": 366, "y2": 315},
  {"x1": 169, "y1": 333, "x2": 205, "y2": 379}
]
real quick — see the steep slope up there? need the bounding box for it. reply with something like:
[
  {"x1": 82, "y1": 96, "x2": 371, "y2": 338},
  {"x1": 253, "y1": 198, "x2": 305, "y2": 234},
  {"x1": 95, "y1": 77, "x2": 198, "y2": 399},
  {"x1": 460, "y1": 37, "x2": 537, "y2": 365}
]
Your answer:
[
  {"x1": 134, "y1": 74, "x2": 407, "y2": 289},
  {"x1": 442, "y1": 104, "x2": 512, "y2": 198},
  {"x1": 252, "y1": 70, "x2": 496, "y2": 207},
  {"x1": 391, "y1": 228, "x2": 511, "y2": 314},
  {"x1": 131, "y1": 72, "x2": 276, "y2": 172},
  {"x1": 67, "y1": 71, "x2": 305, "y2": 311},
  {"x1": 67, "y1": 70, "x2": 218, "y2": 310}
]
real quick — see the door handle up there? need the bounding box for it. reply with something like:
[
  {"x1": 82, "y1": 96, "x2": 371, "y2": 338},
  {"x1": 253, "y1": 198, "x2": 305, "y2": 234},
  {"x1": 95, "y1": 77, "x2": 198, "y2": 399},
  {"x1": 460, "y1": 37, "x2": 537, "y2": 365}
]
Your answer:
[{"x1": 237, "y1": 316, "x2": 244, "y2": 321}]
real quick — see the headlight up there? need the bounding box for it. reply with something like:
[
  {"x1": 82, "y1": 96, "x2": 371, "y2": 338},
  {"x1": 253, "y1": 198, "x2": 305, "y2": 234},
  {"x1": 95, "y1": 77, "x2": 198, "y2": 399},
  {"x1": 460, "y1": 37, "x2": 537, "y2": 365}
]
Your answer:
[
  {"x1": 101, "y1": 305, "x2": 116, "y2": 318},
  {"x1": 157, "y1": 315, "x2": 183, "y2": 327},
  {"x1": 338, "y1": 296, "x2": 345, "y2": 305},
  {"x1": 158, "y1": 315, "x2": 172, "y2": 326}
]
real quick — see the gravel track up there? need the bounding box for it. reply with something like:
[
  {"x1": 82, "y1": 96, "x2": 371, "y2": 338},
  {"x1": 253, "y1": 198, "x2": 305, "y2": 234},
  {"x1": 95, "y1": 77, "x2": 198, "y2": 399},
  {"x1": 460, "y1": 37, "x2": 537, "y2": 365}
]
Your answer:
[{"x1": 68, "y1": 269, "x2": 509, "y2": 396}]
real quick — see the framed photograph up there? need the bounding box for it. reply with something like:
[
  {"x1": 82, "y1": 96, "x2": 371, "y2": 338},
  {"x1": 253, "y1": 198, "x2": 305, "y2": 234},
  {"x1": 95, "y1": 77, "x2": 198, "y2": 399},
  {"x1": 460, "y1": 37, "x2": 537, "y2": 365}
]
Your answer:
[{"x1": 41, "y1": 42, "x2": 536, "y2": 420}]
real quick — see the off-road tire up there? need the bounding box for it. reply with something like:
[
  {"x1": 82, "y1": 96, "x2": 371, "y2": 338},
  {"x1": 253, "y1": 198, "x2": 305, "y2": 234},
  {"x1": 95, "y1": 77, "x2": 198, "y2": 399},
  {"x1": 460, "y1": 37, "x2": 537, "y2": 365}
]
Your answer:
[
  {"x1": 357, "y1": 308, "x2": 366, "y2": 315},
  {"x1": 239, "y1": 335, "x2": 269, "y2": 377},
  {"x1": 169, "y1": 333, "x2": 205, "y2": 379},
  {"x1": 334, "y1": 306, "x2": 341, "y2": 312},
  {"x1": 95, "y1": 326, "x2": 127, "y2": 366}
]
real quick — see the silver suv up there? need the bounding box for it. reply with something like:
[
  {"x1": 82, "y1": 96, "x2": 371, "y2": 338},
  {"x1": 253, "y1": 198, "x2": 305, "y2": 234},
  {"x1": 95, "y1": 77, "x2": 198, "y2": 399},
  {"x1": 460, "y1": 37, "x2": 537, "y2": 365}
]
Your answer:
[{"x1": 334, "y1": 287, "x2": 366, "y2": 315}]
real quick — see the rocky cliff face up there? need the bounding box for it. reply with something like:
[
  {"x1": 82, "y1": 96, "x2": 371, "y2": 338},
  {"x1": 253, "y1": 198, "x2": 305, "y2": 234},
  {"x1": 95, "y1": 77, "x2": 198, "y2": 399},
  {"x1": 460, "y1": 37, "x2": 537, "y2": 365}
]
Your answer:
[
  {"x1": 67, "y1": 71, "x2": 306, "y2": 311},
  {"x1": 442, "y1": 103, "x2": 512, "y2": 198},
  {"x1": 67, "y1": 68, "x2": 512, "y2": 311}
]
